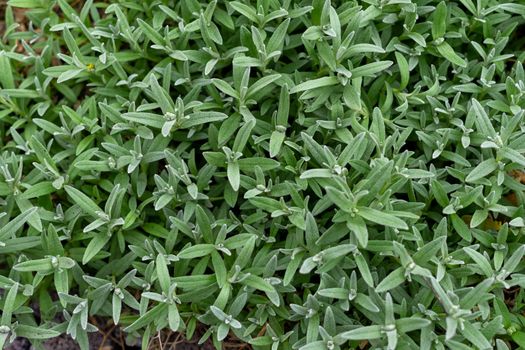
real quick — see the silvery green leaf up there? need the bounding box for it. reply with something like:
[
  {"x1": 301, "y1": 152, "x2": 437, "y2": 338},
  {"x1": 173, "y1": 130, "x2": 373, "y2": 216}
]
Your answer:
[
  {"x1": 337, "y1": 325, "x2": 382, "y2": 340},
  {"x1": 465, "y1": 159, "x2": 498, "y2": 182},
  {"x1": 357, "y1": 207, "x2": 408, "y2": 230},
  {"x1": 375, "y1": 267, "x2": 406, "y2": 293},
  {"x1": 290, "y1": 76, "x2": 339, "y2": 93}
]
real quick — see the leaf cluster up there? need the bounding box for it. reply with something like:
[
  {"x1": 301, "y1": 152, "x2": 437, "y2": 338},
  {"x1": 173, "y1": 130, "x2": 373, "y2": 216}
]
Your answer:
[{"x1": 1, "y1": 0, "x2": 525, "y2": 349}]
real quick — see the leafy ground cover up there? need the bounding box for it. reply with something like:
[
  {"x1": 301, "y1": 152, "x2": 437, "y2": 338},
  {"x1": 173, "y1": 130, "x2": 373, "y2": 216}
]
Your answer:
[{"x1": 2, "y1": 0, "x2": 525, "y2": 349}]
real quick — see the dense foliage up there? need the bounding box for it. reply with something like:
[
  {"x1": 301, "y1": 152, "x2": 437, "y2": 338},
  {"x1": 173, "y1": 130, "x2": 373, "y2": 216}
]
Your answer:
[{"x1": 2, "y1": 0, "x2": 525, "y2": 349}]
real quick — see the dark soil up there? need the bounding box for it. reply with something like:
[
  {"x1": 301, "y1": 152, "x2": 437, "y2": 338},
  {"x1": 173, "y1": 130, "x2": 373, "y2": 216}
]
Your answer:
[
  {"x1": 0, "y1": 0, "x2": 6, "y2": 35},
  {"x1": 4, "y1": 322, "x2": 251, "y2": 350},
  {"x1": 5, "y1": 333, "x2": 105, "y2": 350}
]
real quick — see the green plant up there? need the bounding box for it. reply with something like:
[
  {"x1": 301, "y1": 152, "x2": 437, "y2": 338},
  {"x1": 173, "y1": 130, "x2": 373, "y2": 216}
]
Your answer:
[{"x1": 1, "y1": 0, "x2": 525, "y2": 349}]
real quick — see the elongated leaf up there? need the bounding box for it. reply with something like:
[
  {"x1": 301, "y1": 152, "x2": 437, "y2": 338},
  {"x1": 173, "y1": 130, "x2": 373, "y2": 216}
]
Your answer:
[
  {"x1": 15, "y1": 325, "x2": 61, "y2": 339},
  {"x1": 0, "y1": 207, "x2": 38, "y2": 241},
  {"x1": 471, "y1": 99, "x2": 497, "y2": 138},
  {"x1": 178, "y1": 244, "x2": 215, "y2": 259},
  {"x1": 346, "y1": 44, "x2": 385, "y2": 56},
  {"x1": 375, "y1": 267, "x2": 406, "y2": 293},
  {"x1": 65, "y1": 186, "x2": 103, "y2": 217},
  {"x1": 83, "y1": 234, "x2": 111, "y2": 264},
  {"x1": 246, "y1": 74, "x2": 281, "y2": 99},
  {"x1": 300, "y1": 169, "x2": 333, "y2": 179},
  {"x1": 465, "y1": 158, "x2": 498, "y2": 182},
  {"x1": 122, "y1": 112, "x2": 164, "y2": 128},
  {"x1": 290, "y1": 76, "x2": 339, "y2": 93},
  {"x1": 396, "y1": 317, "x2": 431, "y2": 333},
  {"x1": 19, "y1": 182, "x2": 55, "y2": 199},
  {"x1": 432, "y1": 2, "x2": 447, "y2": 39},
  {"x1": 338, "y1": 325, "x2": 382, "y2": 340},
  {"x1": 0, "y1": 89, "x2": 40, "y2": 98},
  {"x1": 14, "y1": 258, "x2": 53, "y2": 272},
  {"x1": 357, "y1": 207, "x2": 408, "y2": 230},
  {"x1": 156, "y1": 253, "x2": 171, "y2": 294},
  {"x1": 212, "y1": 79, "x2": 239, "y2": 98},
  {"x1": 0, "y1": 237, "x2": 41, "y2": 254},
  {"x1": 461, "y1": 322, "x2": 492, "y2": 350},
  {"x1": 137, "y1": 19, "x2": 164, "y2": 46},
  {"x1": 436, "y1": 41, "x2": 467, "y2": 67},
  {"x1": 237, "y1": 157, "x2": 280, "y2": 171},
  {"x1": 124, "y1": 303, "x2": 168, "y2": 332},
  {"x1": 351, "y1": 61, "x2": 393, "y2": 78},
  {"x1": 180, "y1": 111, "x2": 228, "y2": 128},
  {"x1": 1, "y1": 283, "x2": 18, "y2": 325},
  {"x1": 0, "y1": 53, "x2": 15, "y2": 89},
  {"x1": 267, "y1": 18, "x2": 290, "y2": 53}
]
